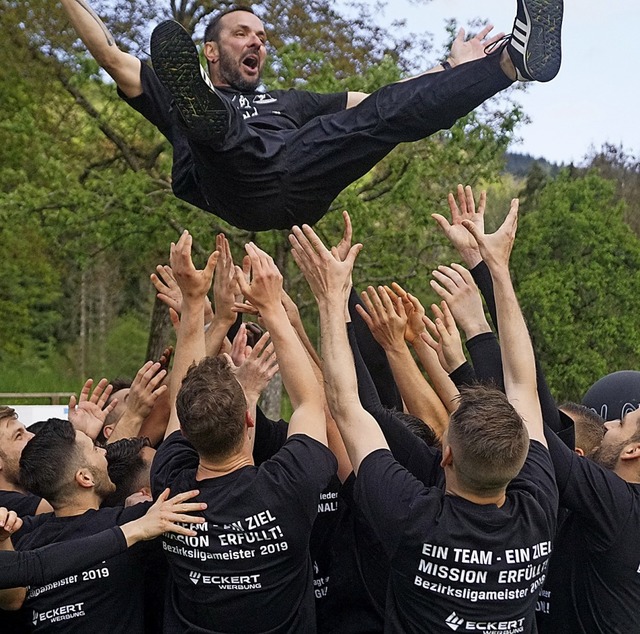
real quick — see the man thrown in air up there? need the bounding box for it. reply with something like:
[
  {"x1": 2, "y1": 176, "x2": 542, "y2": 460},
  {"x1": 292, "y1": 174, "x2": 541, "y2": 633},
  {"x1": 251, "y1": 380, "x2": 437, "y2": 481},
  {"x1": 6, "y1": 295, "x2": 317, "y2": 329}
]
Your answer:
[{"x1": 60, "y1": 0, "x2": 563, "y2": 230}]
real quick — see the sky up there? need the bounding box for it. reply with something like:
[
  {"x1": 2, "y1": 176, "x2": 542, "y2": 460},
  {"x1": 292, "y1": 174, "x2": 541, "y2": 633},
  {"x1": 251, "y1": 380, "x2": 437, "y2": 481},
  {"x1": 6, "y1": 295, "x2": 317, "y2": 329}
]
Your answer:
[{"x1": 379, "y1": 0, "x2": 639, "y2": 165}]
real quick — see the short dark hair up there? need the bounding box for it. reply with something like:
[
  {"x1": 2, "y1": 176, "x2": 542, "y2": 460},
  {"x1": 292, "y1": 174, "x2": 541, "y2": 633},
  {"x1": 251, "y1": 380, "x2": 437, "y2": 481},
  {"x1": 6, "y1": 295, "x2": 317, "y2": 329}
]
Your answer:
[
  {"x1": 559, "y1": 402, "x2": 605, "y2": 455},
  {"x1": 204, "y1": 6, "x2": 257, "y2": 43},
  {"x1": 104, "y1": 437, "x2": 152, "y2": 507},
  {"x1": 19, "y1": 419, "x2": 82, "y2": 505},
  {"x1": 447, "y1": 384, "x2": 528, "y2": 495},
  {"x1": 0, "y1": 406, "x2": 16, "y2": 423},
  {"x1": 394, "y1": 411, "x2": 440, "y2": 448},
  {"x1": 28, "y1": 417, "x2": 67, "y2": 436},
  {"x1": 176, "y1": 356, "x2": 247, "y2": 460}
]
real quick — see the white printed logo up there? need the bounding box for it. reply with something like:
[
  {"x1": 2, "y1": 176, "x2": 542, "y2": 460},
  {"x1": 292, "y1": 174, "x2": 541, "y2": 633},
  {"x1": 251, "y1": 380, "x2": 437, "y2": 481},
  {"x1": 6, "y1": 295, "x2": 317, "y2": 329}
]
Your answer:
[
  {"x1": 253, "y1": 93, "x2": 277, "y2": 104},
  {"x1": 32, "y1": 611, "x2": 39, "y2": 627},
  {"x1": 445, "y1": 611, "x2": 465, "y2": 631},
  {"x1": 189, "y1": 571, "x2": 202, "y2": 585}
]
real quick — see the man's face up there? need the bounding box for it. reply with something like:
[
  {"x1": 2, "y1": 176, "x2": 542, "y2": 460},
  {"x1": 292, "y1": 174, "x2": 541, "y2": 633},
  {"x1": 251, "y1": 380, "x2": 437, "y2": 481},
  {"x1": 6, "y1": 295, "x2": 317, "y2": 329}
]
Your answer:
[
  {"x1": 76, "y1": 431, "x2": 116, "y2": 499},
  {"x1": 0, "y1": 416, "x2": 34, "y2": 484},
  {"x1": 206, "y1": 11, "x2": 267, "y2": 91},
  {"x1": 590, "y1": 409, "x2": 640, "y2": 470}
]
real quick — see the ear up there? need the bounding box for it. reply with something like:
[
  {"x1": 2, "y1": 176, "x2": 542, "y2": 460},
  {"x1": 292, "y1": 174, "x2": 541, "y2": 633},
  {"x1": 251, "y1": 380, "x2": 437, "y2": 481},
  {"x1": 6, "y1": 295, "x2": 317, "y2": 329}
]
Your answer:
[
  {"x1": 204, "y1": 41, "x2": 219, "y2": 63},
  {"x1": 574, "y1": 447, "x2": 585, "y2": 457},
  {"x1": 245, "y1": 411, "x2": 255, "y2": 429},
  {"x1": 103, "y1": 425, "x2": 114, "y2": 440},
  {"x1": 75, "y1": 468, "x2": 95, "y2": 489},
  {"x1": 440, "y1": 445, "x2": 453, "y2": 468},
  {"x1": 620, "y1": 442, "x2": 640, "y2": 461}
]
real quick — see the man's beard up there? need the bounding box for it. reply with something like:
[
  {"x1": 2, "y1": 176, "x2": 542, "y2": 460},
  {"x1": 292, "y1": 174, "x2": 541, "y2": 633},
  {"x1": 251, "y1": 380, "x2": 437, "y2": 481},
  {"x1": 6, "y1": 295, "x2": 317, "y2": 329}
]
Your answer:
[
  {"x1": 90, "y1": 466, "x2": 116, "y2": 500},
  {"x1": 590, "y1": 440, "x2": 625, "y2": 470},
  {"x1": 217, "y1": 47, "x2": 260, "y2": 92}
]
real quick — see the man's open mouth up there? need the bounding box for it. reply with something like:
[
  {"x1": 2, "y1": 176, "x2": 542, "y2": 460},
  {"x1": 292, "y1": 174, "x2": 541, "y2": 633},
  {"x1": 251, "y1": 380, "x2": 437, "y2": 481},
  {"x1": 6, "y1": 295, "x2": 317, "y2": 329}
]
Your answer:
[{"x1": 242, "y1": 55, "x2": 259, "y2": 70}]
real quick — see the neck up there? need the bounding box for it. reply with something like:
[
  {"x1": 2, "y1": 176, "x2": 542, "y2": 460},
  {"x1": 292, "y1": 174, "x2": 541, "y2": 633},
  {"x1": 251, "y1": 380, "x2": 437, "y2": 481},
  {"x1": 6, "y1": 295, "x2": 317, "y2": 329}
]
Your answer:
[
  {"x1": 196, "y1": 452, "x2": 253, "y2": 480},
  {"x1": 54, "y1": 493, "x2": 102, "y2": 517},
  {"x1": 0, "y1": 478, "x2": 24, "y2": 494},
  {"x1": 445, "y1": 478, "x2": 506, "y2": 507},
  {"x1": 614, "y1": 464, "x2": 640, "y2": 485}
]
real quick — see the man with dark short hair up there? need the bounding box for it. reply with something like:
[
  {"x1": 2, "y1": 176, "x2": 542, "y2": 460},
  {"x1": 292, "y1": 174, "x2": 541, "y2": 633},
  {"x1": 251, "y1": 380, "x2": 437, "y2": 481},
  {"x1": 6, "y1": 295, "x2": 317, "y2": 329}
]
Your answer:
[
  {"x1": 13, "y1": 420, "x2": 160, "y2": 633},
  {"x1": 58, "y1": 0, "x2": 563, "y2": 231},
  {"x1": 289, "y1": 200, "x2": 557, "y2": 632},
  {"x1": 151, "y1": 231, "x2": 335, "y2": 632}
]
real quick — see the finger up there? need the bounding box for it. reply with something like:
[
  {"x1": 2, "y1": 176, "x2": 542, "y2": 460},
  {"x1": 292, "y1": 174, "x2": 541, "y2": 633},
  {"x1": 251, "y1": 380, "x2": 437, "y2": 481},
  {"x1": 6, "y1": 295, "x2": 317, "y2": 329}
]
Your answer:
[
  {"x1": 354, "y1": 302, "x2": 374, "y2": 330},
  {"x1": 430, "y1": 303, "x2": 445, "y2": 322},
  {"x1": 447, "y1": 191, "x2": 461, "y2": 220},
  {"x1": 156, "y1": 488, "x2": 171, "y2": 503},
  {"x1": 234, "y1": 265, "x2": 251, "y2": 297},
  {"x1": 79, "y1": 379, "x2": 93, "y2": 403},
  {"x1": 431, "y1": 212, "x2": 453, "y2": 233},
  {"x1": 204, "y1": 250, "x2": 220, "y2": 279},
  {"x1": 342, "y1": 210, "x2": 352, "y2": 243},
  {"x1": 464, "y1": 185, "x2": 476, "y2": 215},
  {"x1": 450, "y1": 263, "x2": 475, "y2": 287},
  {"x1": 69, "y1": 394, "x2": 77, "y2": 410},
  {"x1": 485, "y1": 31, "x2": 506, "y2": 47},
  {"x1": 406, "y1": 293, "x2": 425, "y2": 314},
  {"x1": 169, "y1": 307, "x2": 180, "y2": 331},
  {"x1": 103, "y1": 397, "x2": 118, "y2": 417},
  {"x1": 429, "y1": 278, "x2": 450, "y2": 301},
  {"x1": 477, "y1": 190, "x2": 487, "y2": 216},
  {"x1": 457, "y1": 184, "x2": 467, "y2": 215},
  {"x1": 440, "y1": 301, "x2": 457, "y2": 331},
  {"x1": 476, "y1": 24, "x2": 493, "y2": 40},
  {"x1": 342, "y1": 242, "x2": 362, "y2": 268},
  {"x1": 301, "y1": 224, "x2": 330, "y2": 259},
  {"x1": 166, "y1": 489, "x2": 202, "y2": 504},
  {"x1": 383, "y1": 285, "x2": 400, "y2": 302},
  {"x1": 437, "y1": 264, "x2": 465, "y2": 288},
  {"x1": 363, "y1": 286, "x2": 384, "y2": 319}
]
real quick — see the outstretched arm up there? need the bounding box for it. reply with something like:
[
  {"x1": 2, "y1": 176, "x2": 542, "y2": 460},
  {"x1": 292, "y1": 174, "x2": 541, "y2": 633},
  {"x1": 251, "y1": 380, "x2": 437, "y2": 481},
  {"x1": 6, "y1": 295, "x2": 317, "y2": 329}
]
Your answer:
[
  {"x1": 462, "y1": 200, "x2": 546, "y2": 446},
  {"x1": 164, "y1": 231, "x2": 219, "y2": 439},
  {"x1": 290, "y1": 225, "x2": 387, "y2": 472},
  {"x1": 60, "y1": 0, "x2": 141, "y2": 97},
  {"x1": 235, "y1": 244, "x2": 327, "y2": 445}
]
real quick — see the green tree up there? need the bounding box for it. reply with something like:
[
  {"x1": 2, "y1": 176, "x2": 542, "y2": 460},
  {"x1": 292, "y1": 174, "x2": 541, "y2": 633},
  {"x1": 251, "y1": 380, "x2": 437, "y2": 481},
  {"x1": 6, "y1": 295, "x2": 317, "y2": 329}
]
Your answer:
[{"x1": 510, "y1": 172, "x2": 640, "y2": 402}]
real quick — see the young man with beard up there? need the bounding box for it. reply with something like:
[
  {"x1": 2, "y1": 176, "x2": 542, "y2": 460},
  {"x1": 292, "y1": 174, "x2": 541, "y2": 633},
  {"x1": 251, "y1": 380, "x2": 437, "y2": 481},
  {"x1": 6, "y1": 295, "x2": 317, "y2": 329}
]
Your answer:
[
  {"x1": 536, "y1": 408, "x2": 640, "y2": 632},
  {"x1": 11, "y1": 420, "x2": 165, "y2": 633},
  {"x1": 58, "y1": 0, "x2": 563, "y2": 230}
]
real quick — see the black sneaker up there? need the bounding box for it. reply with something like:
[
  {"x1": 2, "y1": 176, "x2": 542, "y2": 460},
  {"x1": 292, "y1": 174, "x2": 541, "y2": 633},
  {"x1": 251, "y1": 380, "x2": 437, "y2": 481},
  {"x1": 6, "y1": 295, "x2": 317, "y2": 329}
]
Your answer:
[
  {"x1": 150, "y1": 20, "x2": 229, "y2": 143},
  {"x1": 507, "y1": 0, "x2": 563, "y2": 82}
]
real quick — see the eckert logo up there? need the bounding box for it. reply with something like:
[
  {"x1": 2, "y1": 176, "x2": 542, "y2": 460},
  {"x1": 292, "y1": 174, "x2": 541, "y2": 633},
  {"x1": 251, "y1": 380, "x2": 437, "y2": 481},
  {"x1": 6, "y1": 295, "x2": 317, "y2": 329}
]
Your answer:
[
  {"x1": 32, "y1": 611, "x2": 38, "y2": 627},
  {"x1": 189, "y1": 571, "x2": 202, "y2": 585},
  {"x1": 445, "y1": 611, "x2": 465, "y2": 631}
]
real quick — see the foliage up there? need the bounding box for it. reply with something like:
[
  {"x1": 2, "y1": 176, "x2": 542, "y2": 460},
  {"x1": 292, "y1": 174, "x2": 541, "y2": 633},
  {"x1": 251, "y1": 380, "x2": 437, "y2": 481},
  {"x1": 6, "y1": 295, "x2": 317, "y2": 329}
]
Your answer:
[{"x1": 510, "y1": 172, "x2": 640, "y2": 402}]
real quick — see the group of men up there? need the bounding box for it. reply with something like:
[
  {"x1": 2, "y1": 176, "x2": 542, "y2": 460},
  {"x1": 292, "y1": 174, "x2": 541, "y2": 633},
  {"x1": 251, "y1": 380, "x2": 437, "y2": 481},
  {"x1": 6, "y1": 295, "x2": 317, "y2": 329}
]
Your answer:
[{"x1": 3, "y1": 0, "x2": 640, "y2": 632}]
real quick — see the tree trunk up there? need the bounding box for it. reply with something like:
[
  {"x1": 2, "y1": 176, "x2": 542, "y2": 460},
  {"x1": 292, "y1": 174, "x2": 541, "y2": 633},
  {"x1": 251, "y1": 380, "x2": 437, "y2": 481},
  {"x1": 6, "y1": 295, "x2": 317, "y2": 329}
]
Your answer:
[{"x1": 145, "y1": 296, "x2": 174, "y2": 362}]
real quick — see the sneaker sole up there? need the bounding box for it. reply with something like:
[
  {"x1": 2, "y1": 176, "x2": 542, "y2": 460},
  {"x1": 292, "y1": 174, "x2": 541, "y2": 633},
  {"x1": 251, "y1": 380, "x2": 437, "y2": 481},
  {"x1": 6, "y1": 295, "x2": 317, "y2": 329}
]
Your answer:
[
  {"x1": 151, "y1": 20, "x2": 229, "y2": 143},
  {"x1": 519, "y1": 0, "x2": 563, "y2": 82}
]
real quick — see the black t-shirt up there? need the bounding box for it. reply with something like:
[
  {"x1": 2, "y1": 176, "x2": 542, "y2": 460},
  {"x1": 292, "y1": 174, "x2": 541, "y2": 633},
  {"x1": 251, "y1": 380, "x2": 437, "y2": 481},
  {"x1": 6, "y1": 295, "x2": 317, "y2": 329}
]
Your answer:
[
  {"x1": 119, "y1": 64, "x2": 346, "y2": 229},
  {"x1": 354, "y1": 441, "x2": 557, "y2": 634},
  {"x1": 13, "y1": 504, "x2": 151, "y2": 633},
  {"x1": 151, "y1": 431, "x2": 336, "y2": 634},
  {"x1": 537, "y1": 428, "x2": 640, "y2": 633},
  {"x1": 0, "y1": 489, "x2": 44, "y2": 517}
]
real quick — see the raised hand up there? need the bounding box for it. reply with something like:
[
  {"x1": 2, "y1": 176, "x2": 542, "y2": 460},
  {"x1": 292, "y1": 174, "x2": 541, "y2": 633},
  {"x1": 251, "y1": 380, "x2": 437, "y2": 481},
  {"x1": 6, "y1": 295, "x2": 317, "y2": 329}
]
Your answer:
[
  {"x1": 170, "y1": 230, "x2": 219, "y2": 303},
  {"x1": 462, "y1": 198, "x2": 519, "y2": 272},
  {"x1": 288, "y1": 224, "x2": 362, "y2": 304},
  {"x1": 356, "y1": 286, "x2": 407, "y2": 352},
  {"x1": 387, "y1": 282, "x2": 427, "y2": 344},
  {"x1": 68, "y1": 378, "x2": 116, "y2": 440},
  {"x1": 125, "y1": 361, "x2": 168, "y2": 421},
  {"x1": 234, "y1": 243, "x2": 283, "y2": 316},
  {"x1": 449, "y1": 25, "x2": 505, "y2": 67},
  {"x1": 151, "y1": 264, "x2": 215, "y2": 324},
  {"x1": 430, "y1": 263, "x2": 491, "y2": 339},
  {"x1": 422, "y1": 301, "x2": 466, "y2": 374},
  {"x1": 432, "y1": 184, "x2": 486, "y2": 268},
  {"x1": 234, "y1": 331, "x2": 279, "y2": 403},
  {"x1": 212, "y1": 233, "x2": 238, "y2": 324}
]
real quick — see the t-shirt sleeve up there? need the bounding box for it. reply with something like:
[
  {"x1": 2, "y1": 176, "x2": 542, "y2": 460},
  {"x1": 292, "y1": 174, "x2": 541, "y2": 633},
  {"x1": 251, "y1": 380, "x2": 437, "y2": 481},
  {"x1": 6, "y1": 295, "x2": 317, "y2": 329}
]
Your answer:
[
  {"x1": 0, "y1": 527, "x2": 127, "y2": 588},
  {"x1": 508, "y1": 440, "x2": 558, "y2": 523},
  {"x1": 0, "y1": 490, "x2": 42, "y2": 517},
  {"x1": 253, "y1": 408, "x2": 288, "y2": 465},
  {"x1": 259, "y1": 435, "x2": 337, "y2": 523},
  {"x1": 353, "y1": 449, "x2": 428, "y2": 558},
  {"x1": 545, "y1": 425, "x2": 638, "y2": 548},
  {"x1": 150, "y1": 431, "x2": 199, "y2": 498},
  {"x1": 278, "y1": 89, "x2": 347, "y2": 126}
]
